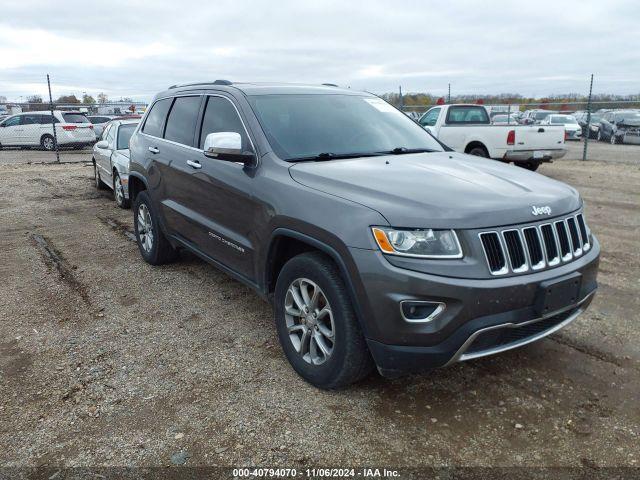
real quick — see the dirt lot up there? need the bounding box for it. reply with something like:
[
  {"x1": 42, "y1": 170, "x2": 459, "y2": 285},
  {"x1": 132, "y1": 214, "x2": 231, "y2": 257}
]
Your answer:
[{"x1": 0, "y1": 145, "x2": 639, "y2": 473}]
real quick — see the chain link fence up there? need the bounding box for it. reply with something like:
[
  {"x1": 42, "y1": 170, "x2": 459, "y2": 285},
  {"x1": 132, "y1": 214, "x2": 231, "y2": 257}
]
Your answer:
[{"x1": 0, "y1": 96, "x2": 147, "y2": 164}]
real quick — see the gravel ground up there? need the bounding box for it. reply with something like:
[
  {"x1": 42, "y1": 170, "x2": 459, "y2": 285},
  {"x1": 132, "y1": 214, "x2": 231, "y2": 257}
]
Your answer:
[{"x1": 0, "y1": 151, "x2": 638, "y2": 473}]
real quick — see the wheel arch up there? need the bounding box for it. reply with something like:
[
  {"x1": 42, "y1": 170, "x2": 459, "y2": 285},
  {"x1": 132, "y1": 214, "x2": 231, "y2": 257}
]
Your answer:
[
  {"x1": 127, "y1": 172, "x2": 148, "y2": 202},
  {"x1": 464, "y1": 140, "x2": 489, "y2": 156},
  {"x1": 264, "y1": 228, "x2": 370, "y2": 336}
]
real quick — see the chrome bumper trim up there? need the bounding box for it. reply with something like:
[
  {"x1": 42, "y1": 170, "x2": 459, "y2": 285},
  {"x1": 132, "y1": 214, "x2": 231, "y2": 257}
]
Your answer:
[{"x1": 444, "y1": 290, "x2": 595, "y2": 366}]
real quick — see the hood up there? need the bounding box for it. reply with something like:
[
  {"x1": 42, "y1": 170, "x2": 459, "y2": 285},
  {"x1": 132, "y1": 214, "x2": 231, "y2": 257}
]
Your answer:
[
  {"x1": 289, "y1": 152, "x2": 581, "y2": 229},
  {"x1": 619, "y1": 119, "x2": 640, "y2": 128}
]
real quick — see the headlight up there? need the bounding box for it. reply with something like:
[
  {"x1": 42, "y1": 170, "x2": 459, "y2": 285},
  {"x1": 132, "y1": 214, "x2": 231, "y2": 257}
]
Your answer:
[{"x1": 371, "y1": 227, "x2": 463, "y2": 258}]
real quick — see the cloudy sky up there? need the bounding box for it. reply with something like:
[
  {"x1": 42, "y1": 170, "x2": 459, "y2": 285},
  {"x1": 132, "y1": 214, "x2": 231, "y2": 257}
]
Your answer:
[{"x1": 1, "y1": 0, "x2": 638, "y2": 101}]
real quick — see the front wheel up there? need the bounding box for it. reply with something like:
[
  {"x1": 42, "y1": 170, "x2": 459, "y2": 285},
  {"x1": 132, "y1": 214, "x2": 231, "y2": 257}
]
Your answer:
[
  {"x1": 133, "y1": 190, "x2": 177, "y2": 265},
  {"x1": 94, "y1": 161, "x2": 107, "y2": 190},
  {"x1": 113, "y1": 172, "x2": 130, "y2": 209},
  {"x1": 610, "y1": 133, "x2": 618, "y2": 145},
  {"x1": 274, "y1": 252, "x2": 374, "y2": 389},
  {"x1": 596, "y1": 129, "x2": 602, "y2": 142}
]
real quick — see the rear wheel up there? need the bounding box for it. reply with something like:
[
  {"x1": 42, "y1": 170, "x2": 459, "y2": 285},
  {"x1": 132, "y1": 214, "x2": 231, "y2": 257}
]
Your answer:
[
  {"x1": 468, "y1": 146, "x2": 489, "y2": 158},
  {"x1": 113, "y1": 172, "x2": 130, "y2": 209},
  {"x1": 519, "y1": 161, "x2": 540, "y2": 171},
  {"x1": 133, "y1": 190, "x2": 177, "y2": 265},
  {"x1": 41, "y1": 134, "x2": 55, "y2": 151},
  {"x1": 274, "y1": 252, "x2": 374, "y2": 389}
]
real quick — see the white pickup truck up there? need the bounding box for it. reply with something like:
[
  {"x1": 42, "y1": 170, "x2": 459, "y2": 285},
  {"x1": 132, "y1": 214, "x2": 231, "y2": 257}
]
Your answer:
[{"x1": 418, "y1": 104, "x2": 567, "y2": 170}]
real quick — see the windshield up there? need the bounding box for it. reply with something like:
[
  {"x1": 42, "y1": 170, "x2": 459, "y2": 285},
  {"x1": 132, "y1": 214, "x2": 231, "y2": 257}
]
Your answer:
[
  {"x1": 534, "y1": 111, "x2": 553, "y2": 120},
  {"x1": 550, "y1": 115, "x2": 577, "y2": 124},
  {"x1": 116, "y1": 123, "x2": 137, "y2": 150},
  {"x1": 247, "y1": 94, "x2": 444, "y2": 161}
]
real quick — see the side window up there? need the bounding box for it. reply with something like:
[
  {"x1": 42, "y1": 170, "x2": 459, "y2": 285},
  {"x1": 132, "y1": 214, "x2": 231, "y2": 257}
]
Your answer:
[
  {"x1": 38, "y1": 115, "x2": 56, "y2": 124},
  {"x1": 164, "y1": 96, "x2": 201, "y2": 146},
  {"x1": 142, "y1": 98, "x2": 172, "y2": 137},
  {"x1": 446, "y1": 106, "x2": 490, "y2": 124},
  {"x1": 101, "y1": 124, "x2": 112, "y2": 141},
  {"x1": 420, "y1": 108, "x2": 440, "y2": 127},
  {"x1": 3, "y1": 116, "x2": 20, "y2": 127},
  {"x1": 21, "y1": 115, "x2": 41, "y2": 125},
  {"x1": 199, "y1": 96, "x2": 249, "y2": 150}
]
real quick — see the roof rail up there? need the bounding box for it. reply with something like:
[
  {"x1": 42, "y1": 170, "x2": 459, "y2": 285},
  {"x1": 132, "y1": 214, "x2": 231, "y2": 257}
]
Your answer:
[
  {"x1": 168, "y1": 79, "x2": 233, "y2": 89},
  {"x1": 322, "y1": 83, "x2": 338, "y2": 87}
]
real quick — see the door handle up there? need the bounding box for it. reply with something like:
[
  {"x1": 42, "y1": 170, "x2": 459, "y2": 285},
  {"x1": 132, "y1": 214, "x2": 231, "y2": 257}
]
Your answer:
[
  {"x1": 148, "y1": 146, "x2": 159, "y2": 154},
  {"x1": 538, "y1": 127, "x2": 545, "y2": 132},
  {"x1": 187, "y1": 160, "x2": 202, "y2": 169}
]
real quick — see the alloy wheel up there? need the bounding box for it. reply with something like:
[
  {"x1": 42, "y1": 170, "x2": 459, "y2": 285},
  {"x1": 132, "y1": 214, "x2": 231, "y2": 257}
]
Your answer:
[
  {"x1": 43, "y1": 136, "x2": 54, "y2": 151},
  {"x1": 137, "y1": 204, "x2": 154, "y2": 253},
  {"x1": 114, "y1": 175, "x2": 124, "y2": 205},
  {"x1": 284, "y1": 278, "x2": 335, "y2": 365}
]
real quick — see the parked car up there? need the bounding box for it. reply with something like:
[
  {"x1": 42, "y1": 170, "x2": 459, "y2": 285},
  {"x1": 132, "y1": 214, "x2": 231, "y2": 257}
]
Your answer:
[
  {"x1": 598, "y1": 110, "x2": 640, "y2": 144},
  {"x1": 491, "y1": 113, "x2": 519, "y2": 125},
  {"x1": 93, "y1": 119, "x2": 140, "y2": 208},
  {"x1": 0, "y1": 111, "x2": 96, "y2": 150},
  {"x1": 418, "y1": 104, "x2": 566, "y2": 170},
  {"x1": 521, "y1": 110, "x2": 558, "y2": 125},
  {"x1": 540, "y1": 114, "x2": 582, "y2": 140},
  {"x1": 126, "y1": 81, "x2": 599, "y2": 388},
  {"x1": 574, "y1": 112, "x2": 602, "y2": 139},
  {"x1": 87, "y1": 115, "x2": 116, "y2": 139}
]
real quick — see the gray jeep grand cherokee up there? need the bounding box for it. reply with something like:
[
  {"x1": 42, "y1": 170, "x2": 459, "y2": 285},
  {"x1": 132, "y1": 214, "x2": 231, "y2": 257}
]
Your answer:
[{"x1": 128, "y1": 81, "x2": 599, "y2": 389}]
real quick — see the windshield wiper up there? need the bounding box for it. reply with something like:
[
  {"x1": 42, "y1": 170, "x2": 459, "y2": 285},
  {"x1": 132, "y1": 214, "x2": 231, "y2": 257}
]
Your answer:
[
  {"x1": 379, "y1": 147, "x2": 438, "y2": 155},
  {"x1": 290, "y1": 152, "x2": 386, "y2": 162}
]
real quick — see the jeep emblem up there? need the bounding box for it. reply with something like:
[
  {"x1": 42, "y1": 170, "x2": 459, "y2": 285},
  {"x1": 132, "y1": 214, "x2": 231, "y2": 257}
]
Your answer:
[{"x1": 531, "y1": 205, "x2": 552, "y2": 216}]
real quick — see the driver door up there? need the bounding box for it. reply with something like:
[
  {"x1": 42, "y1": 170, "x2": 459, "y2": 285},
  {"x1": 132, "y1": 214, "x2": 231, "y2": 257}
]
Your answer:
[{"x1": 0, "y1": 116, "x2": 23, "y2": 145}]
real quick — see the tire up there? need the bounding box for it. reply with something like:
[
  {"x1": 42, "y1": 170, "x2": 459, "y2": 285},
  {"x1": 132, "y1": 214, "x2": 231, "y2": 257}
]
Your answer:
[
  {"x1": 596, "y1": 129, "x2": 602, "y2": 142},
  {"x1": 133, "y1": 190, "x2": 177, "y2": 265},
  {"x1": 113, "y1": 172, "x2": 130, "y2": 209},
  {"x1": 93, "y1": 161, "x2": 107, "y2": 190},
  {"x1": 610, "y1": 132, "x2": 618, "y2": 145},
  {"x1": 519, "y1": 161, "x2": 540, "y2": 171},
  {"x1": 468, "y1": 146, "x2": 489, "y2": 158},
  {"x1": 274, "y1": 252, "x2": 374, "y2": 389},
  {"x1": 41, "y1": 134, "x2": 55, "y2": 151}
]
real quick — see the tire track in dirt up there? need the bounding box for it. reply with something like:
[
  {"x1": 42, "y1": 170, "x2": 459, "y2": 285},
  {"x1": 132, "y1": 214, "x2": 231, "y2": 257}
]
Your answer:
[{"x1": 28, "y1": 233, "x2": 91, "y2": 306}]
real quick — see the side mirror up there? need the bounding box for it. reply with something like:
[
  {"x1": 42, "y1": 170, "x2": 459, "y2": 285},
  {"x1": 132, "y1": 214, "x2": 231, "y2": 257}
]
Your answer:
[
  {"x1": 95, "y1": 140, "x2": 109, "y2": 149},
  {"x1": 203, "y1": 132, "x2": 255, "y2": 166}
]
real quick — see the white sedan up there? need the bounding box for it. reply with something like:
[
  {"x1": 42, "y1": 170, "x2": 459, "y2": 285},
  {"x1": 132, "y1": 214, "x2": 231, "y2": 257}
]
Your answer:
[{"x1": 541, "y1": 114, "x2": 582, "y2": 140}]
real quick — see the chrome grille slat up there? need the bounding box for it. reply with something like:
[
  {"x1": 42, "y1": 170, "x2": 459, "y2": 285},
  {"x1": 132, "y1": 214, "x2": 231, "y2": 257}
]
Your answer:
[
  {"x1": 566, "y1": 217, "x2": 582, "y2": 256},
  {"x1": 522, "y1": 227, "x2": 545, "y2": 270},
  {"x1": 501, "y1": 230, "x2": 528, "y2": 273},
  {"x1": 479, "y1": 232, "x2": 508, "y2": 275},
  {"x1": 479, "y1": 212, "x2": 591, "y2": 275}
]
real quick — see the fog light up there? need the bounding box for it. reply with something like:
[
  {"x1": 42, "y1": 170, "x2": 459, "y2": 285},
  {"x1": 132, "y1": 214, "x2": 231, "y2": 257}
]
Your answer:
[{"x1": 400, "y1": 301, "x2": 446, "y2": 323}]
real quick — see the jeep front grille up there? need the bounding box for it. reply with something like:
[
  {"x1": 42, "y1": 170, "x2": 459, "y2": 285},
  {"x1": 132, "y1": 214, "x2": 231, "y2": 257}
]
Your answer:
[{"x1": 479, "y1": 212, "x2": 591, "y2": 275}]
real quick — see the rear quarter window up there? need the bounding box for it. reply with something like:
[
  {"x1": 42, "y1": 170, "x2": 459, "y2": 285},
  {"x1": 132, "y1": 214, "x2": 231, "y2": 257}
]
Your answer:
[
  {"x1": 62, "y1": 113, "x2": 90, "y2": 123},
  {"x1": 142, "y1": 98, "x2": 172, "y2": 138}
]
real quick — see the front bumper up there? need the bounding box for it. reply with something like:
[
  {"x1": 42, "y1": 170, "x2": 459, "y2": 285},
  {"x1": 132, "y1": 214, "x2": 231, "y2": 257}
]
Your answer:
[
  {"x1": 503, "y1": 149, "x2": 567, "y2": 162},
  {"x1": 349, "y1": 237, "x2": 600, "y2": 373}
]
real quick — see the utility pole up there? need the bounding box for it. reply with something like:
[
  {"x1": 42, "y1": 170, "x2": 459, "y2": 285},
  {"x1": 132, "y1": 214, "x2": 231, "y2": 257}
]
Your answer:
[
  {"x1": 447, "y1": 83, "x2": 451, "y2": 103},
  {"x1": 399, "y1": 85, "x2": 403, "y2": 110},
  {"x1": 582, "y1": 74, "x2": 594, "y2": 161},
  {"x1": 46, "y1": 74, "x2": 60, "y2": 163}
]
